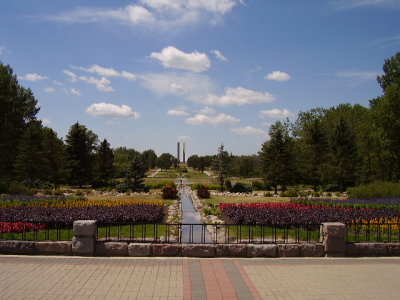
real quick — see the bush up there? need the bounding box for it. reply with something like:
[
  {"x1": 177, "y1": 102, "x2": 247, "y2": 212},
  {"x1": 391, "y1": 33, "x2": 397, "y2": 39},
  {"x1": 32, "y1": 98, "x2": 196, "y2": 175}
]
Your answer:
[
  {"x1": 162, "y1": 184, "x2": 178, "y2": 199},
  {"x1": 229, "y1": 182, "x2": 253, "y2": 193},
  {"x1": 251, "y1": 181, "x2": 268, "y2": 191},
  {"x1": 325, "y1": 184, "x2": 340, "y2": 192},
  {"x1": 53, "y1": 189, "x2": 64, "y2": 196},
  {"x1": 203, "y1": 206, "x2": 220, "y2": 216},
  {"x1": 197, "y1": 185, "x2": 210, "y2": 199},
  {"x1": 281, "y1": 190, "x2": 298, "y2": 197},
  {"x1": 348, "y1": 182, "x2": 400, "y2": 199},
  {"x1": 264, "y1": 191, "x2": 273, "y2": 197},
  {"x1": 8, "y1": 182, "x2": 30, "y2": 195},
  {"x1": 115, "y1": 182, "x2": 130, "y2": 193},
  {"x1": 312, "y1": 191, "x2": 320, "y2": 197}
]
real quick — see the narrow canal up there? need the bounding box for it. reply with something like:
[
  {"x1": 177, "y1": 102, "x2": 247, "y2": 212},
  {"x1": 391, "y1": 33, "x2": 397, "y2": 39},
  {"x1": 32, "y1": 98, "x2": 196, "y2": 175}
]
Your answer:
[{"x1": 177, "y1": 178, "x2": 213, "y2": 243}]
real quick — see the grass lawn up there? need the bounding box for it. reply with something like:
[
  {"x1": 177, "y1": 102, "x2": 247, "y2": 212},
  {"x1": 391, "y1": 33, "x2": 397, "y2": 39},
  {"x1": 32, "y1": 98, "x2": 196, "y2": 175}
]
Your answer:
[{"x1": 202, "y1": 195, "x2": 290, "y2": 206}]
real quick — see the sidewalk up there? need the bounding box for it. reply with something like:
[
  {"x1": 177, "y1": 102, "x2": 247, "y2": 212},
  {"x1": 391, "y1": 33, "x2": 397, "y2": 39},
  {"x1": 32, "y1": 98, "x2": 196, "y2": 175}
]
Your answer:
[{"x1": 0, "y1": 255, "x2": 399, "y2": 300}]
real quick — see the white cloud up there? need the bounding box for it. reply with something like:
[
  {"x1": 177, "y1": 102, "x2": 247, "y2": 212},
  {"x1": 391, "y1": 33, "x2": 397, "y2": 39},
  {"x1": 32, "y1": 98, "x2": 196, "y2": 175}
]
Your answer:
[
  {"x1": 167, "y1": 106, "x2": 190, "y2": 116},
  {"x1": 231, "y1": 126, "x2": 265, "y2": 136},
  {"x1": 63, "y1": 70, "x2": 78, "y2": 82},
  {"x1": 40, "y1": 1, "x2": 239, "y2": 32},
  {"x1": 335, "y1": 71, "x2": 378, "y2": 81},
  {"x1": 67, "y1": 88, "x2": 82, "y2": 96},
  {"x1": 73, "y1": 64, "x2": 136, "y2": 80},
  {"x1": 41, "y1": 118, "x2": 51, "y2": 125},
  {"x1": 198, "y1": 106, "x2": 216, "y2": 114},
  {"x1": 19, "y1": 73, "x2": 48, "y2": 82},
  {"x1": 139, "y1": 72, "x2": 214, "y2": 99},
  {"x1": 53, "y1": 80, "x2": 63, "y2": 86},
  {"x1": 260, "y1": 108, "x2": 294, "y2": 119},
  {"x1": 211, "y1": 50, "x2": 228, "y2": 61},
  {"x1": 79, "y1": 76, "x2": 114, "y2": 92},
  {"x1": 86, "y1": 102, "x2": 141, "y2": 119},
  {"x1": 202, "y1": 87, "x2": 276, "y2": 106},
  {"x1": 265, "y1": 71, "x2": 291, "y2": 82},
  {"x1": 44, "y1": 87, "x2": 55, "y2": 93},
  {"x1": 150, "y1": 46, "x2": 211, "y2": 73},
  {"x1": 332, "y1": 0, "x2": 400, "y2": 9},
  {"x1": 185, "y1": 113, "x2": 239, "y2": 125}
]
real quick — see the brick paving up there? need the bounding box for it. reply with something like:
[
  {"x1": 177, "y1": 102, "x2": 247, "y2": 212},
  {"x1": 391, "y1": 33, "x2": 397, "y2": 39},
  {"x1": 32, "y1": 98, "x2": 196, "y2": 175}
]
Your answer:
[{"x1": 1, "y1": 256, "x2": 400, "y2": 299}]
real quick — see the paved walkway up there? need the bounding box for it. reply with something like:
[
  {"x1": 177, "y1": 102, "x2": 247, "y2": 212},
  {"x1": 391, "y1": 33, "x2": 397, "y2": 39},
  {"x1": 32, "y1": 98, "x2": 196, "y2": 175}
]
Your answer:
[{"x1": 1, "y1": 256, "x2": 400, "y2": 300}]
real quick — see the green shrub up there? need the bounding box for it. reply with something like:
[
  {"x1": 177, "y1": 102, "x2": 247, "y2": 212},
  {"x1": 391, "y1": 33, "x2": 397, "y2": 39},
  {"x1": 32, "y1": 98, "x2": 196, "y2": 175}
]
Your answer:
[
  {"x1": 230, "y1": 182, "x2": 253, "y2": 193},
  {"x1": 203, "y1": 206, "x2": 220, "y2": 216},
  {"x1": 281, "y1": 190, "x2": 298, "y2": 197},
  {"x1": 162, "y1": 184, "x2": 178, "y2": 199},
  {"x1": 53, "y1": 189, "x2": 64, "y2": 196},
  {"x1": 251, "y1": 181, "x2": 268, "y2": 191},
  {"x1": 8, "y1": 182, "x2": 29, "y2": 195},
  {"x1": 312, "y1": 191, "x2": 320, "y2": 197},
  {"x1": 264, "y1": 191, "x2": 273, "y2": 197},
  {"x1": 115, "y1": 182, "x2": 129, "y2": 193},
  {"x1": 75, "y1": 190, "x2": 84, "y2": 196},
  {"x1": 197, "y1": 184, "x2": 210, "y2": 199},
  {"x1": 348, "y1": 182, "x2": 400, "y2": 199}
]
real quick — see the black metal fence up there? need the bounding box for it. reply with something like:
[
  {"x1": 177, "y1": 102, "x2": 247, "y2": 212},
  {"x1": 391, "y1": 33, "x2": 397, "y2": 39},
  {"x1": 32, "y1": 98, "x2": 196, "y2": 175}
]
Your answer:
[
  {"x1": 0, "y1": 221, "x2": 73, "y2": 241},
  {"x1": 96, "y1": 223, "x2": 321, "y2": 244},
  {"x1": 346, "y1": 222, "x2": 400, "y2": 243}
]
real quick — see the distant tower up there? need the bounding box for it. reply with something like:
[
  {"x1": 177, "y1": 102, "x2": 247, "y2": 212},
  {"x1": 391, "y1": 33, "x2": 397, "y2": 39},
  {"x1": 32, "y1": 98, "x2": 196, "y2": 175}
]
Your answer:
[
  {"x1": 177, "y1": 142, "x2": 180, "y2": 162},
  {"x1": 183, "y1": 142, "x2": 186, "y2": 163}
]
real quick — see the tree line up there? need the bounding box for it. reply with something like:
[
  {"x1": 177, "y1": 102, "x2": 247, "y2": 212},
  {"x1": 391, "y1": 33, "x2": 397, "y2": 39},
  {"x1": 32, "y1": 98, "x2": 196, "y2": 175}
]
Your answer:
[
  {"x1": 190, "y1": 52, "x2": 400, "y2": 193},
  {"x1": 0, "y1": 62, "x2": 178, "y2": 193}
]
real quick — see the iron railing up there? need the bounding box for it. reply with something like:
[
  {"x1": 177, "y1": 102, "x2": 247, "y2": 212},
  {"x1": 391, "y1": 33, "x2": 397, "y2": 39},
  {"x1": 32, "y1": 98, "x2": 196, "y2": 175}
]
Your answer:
[
  {"x1": 346, "y1": 222, "x2": 400, "y2": 243},
  {"x1": 0, "y1": 221, "x2": 73, "y2": 241},
  {"x1": 97, "y1": 223, "x2": 321, "y2": 244}
]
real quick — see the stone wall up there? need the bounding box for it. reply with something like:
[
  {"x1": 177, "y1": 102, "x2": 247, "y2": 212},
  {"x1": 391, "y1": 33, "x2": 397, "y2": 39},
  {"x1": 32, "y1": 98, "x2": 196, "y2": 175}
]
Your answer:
[{"x1": 0, "y1": 221, "x2": 399, "y2": 257}]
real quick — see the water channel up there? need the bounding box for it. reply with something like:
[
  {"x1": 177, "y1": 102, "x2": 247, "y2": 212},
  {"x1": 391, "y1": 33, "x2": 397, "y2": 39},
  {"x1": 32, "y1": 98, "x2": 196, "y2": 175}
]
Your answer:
[{"x1": 176, "y1": 178, "x2": 213, "y2": 243}]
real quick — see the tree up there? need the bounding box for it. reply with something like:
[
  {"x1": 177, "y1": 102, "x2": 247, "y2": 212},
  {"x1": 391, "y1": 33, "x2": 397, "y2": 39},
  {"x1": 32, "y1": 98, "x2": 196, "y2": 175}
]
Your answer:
[
  {"x1": 142, "y1": 149, "x2": 157, "y2": 170},
  {"x1": 212, "y1": 144, "x2": 230, "y2": 192},
  {"x1": 124, "y1": 151, "x2": 148, "y2": 192},
  {"x1": 259, "y1": 121, "x2": 296, "y2": 195},
  {"x1": 13, "y1": 121, "x2": 46, "y2": 183},
  {"x1": 95, "y1": 139, "x2": 114, "y2": 183},
  {"x1": 326, "y1": 117, "x2": 357, "y2": 192},
  {"x1": 0, "y1": 63, "x2": 39, "y2": 187},
  {"x1": 156, "y1": 153, "x2": 177, "y2": 170},
  {"x1": 377, "y1": 52, "x2": 400, "y2": 91},
  {"x1": 113, "y1": 147, "x2": 138, "y2": 178},
  {"x1": 65, "y1": 122, "x2": 98, "y2": 187}
]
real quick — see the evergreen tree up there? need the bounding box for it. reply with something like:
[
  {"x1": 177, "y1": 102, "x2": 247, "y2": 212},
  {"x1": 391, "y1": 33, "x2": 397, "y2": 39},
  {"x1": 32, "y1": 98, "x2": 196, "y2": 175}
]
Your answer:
[
  {"x1": 124, "y1": 151, "x2": 147, "y2": 192},
  {"x1": 142, "y1": 149, "x2": 157, "y2": 170},
  {"x1": 260, "y1": 121, "x2": 296, "y2": 195},
  {"x1": 65, "y1": 122, "x2": 98, "y2": 187},
  {"x1": 13, "y1": 121, "x2": 46, "y2": 183},
  {"x1": 95, "y1": 139, "x2": 114, "y2": 183},
  {"x1": 0, "y1": 63, "x2": 39, "y2": 189},
  {"x1": 212, "y1": 144, "x2": 230, "y2": 192}
]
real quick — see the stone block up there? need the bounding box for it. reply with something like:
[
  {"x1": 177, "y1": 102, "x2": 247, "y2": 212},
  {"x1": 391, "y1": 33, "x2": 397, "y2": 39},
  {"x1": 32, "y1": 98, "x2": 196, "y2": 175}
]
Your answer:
[
  {"x1": 35, "y1": 241, "x2": 72, "y2": 254},
  {"x1": 247, "y1": 244, "x2": 277, "y2": 257},
  {"x1": 72, "y1": 237, "x2": 95, "y2": 255},
  {"x1": 96, "y1": 242, "x2": 128, "y2": 256},
  {"x1": 277, "y1": 244, "x2": 301, "y2": 257},
  {"x1": 128, "y1": 243, "x2": 151, "y2": 257},
  {"x1": 353, "y1": 243, "x2": 387, "y2": 257},
  {"x1": 324, "y1": 238, "x2": 346, "y2": 256},
  {"x1": 386, "y1": 243, "x2": 400, "y2": 256},
  {"x1": 73, "y1": 220, "x2": 97, "y2": 237},
  {"x1": 151, "y1": 244, "x2": 182, "y2": 256},
  {"x1": 0, "y1": 241, "x2": 35, "y2": 254},
  {"x1": 182, "y1": 244, "x2": 215, "y2": 257},
  {"x1": 321, "y1": 223, "x2": 346, "y2": 257},
  {"x1": 216, "y1": 244, "x2": 247, "y2": 257},
  {"x1": 299, "y1": 243, "x2": 324, "y2": 257},
  {"x1": 322, "y1": 222, "x2": 346, "y2": 239}
]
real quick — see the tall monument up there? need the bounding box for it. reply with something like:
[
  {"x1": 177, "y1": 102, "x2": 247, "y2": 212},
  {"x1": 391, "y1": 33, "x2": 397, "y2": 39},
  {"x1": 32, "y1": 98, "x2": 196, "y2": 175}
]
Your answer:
[
  {"x1": 183, "y1": 142, "x2": 186, "y2": 163},
  {"x1": 177, "y1": 142, "x2": 180, "y2": 162}
]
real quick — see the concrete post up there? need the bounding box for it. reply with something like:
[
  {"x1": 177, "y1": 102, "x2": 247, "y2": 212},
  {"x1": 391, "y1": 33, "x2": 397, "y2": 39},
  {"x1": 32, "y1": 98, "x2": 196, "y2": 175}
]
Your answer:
[
  {"x1": 321, "y1": 222, "x2": 346, "y2": 257},
  {"x1": 72, "y1": 220, "x2": 97, "y2": 256}
]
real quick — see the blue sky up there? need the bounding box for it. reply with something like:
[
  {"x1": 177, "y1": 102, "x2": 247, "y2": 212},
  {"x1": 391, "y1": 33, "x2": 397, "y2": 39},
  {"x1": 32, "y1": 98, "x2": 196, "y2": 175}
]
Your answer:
[{"x1": 1, "y1": 0, "x2": 399, "y2": 156}]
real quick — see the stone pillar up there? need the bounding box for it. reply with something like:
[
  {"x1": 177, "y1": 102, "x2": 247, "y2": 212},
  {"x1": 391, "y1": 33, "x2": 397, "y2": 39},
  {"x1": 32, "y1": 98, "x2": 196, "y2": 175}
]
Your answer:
[
  {"x1": 72, "y1": 220, "x2": 97, "y2": 256},
  {"x1": 321, "y1": 222, "x2": 346, "y2": 257}
]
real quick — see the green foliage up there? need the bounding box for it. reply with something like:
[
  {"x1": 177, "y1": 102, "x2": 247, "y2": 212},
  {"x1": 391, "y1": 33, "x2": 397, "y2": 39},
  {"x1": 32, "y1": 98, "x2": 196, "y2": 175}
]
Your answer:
[
  {"x1": 281, "y1": 190, "x2": 298, "y2": 197},
  {"x1": 212, "y1": 144, "x2": 230, "y2": 192},
  {"x1": 203, "y1": 206, "x2": 221, "y2": 216},
  {"x1": 65, "y1": 122, "x2": 98, "y2": 187},
  {"x1": 113, "y1": 147, "x2": 138, "y2": 178},
  {"x1": 259, "y1": 120, "x2": 296, "y2": 194},
  {"x1": 229, "y1": 182, "x2": 253, "y2": 193},
  {"x1": 196, "y1": 184, "x2": 210, "y2": 199},
  {"x1": 95, "y1": 139, "x2": 114, "y2": 182},
  {"x1": 161, "y1": 184, "x2": 178, "y2": 199},
  {"x1": 156, "y1": 153, "x2": 177, "y2": 170},
  {"x1": 251, "y1": 181, "x2": 268, "y2": 191},
  {"x1": 142, "y1": 149, "x2": 157, "y2": 170},
  {"x1": 123, "y1": 152, "x2": 148, "y2": 192},
  {"x1": 347, "y1": 182, "x2": 400, "y2": 199}
]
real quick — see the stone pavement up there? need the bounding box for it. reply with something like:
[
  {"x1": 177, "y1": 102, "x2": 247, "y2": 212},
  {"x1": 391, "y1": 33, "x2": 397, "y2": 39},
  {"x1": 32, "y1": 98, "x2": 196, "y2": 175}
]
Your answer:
[{"x1": 0, "y1": 255, "x2": 400, "y2": 300}]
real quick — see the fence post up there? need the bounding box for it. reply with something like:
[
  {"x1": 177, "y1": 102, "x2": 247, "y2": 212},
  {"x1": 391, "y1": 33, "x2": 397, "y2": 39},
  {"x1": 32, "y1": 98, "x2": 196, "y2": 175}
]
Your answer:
[
  {"x1": 321, "y1": 222, "x2": 346, "y2": 257},
  {"x1": 72, "y1": 220, "x2": 97, "y2": 256}
]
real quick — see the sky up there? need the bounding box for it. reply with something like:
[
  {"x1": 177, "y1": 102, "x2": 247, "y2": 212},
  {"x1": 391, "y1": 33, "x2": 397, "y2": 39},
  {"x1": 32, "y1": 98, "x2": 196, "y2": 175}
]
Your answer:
[{"x1": 1, "y1": 0, "x2": 399, "y2": 157}]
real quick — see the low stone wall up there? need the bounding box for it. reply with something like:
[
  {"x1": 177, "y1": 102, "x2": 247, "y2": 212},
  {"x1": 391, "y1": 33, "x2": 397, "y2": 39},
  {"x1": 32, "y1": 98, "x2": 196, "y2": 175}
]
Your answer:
[{"x1": 1, "y1": 221, "x2": 399, "y2": 257}]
